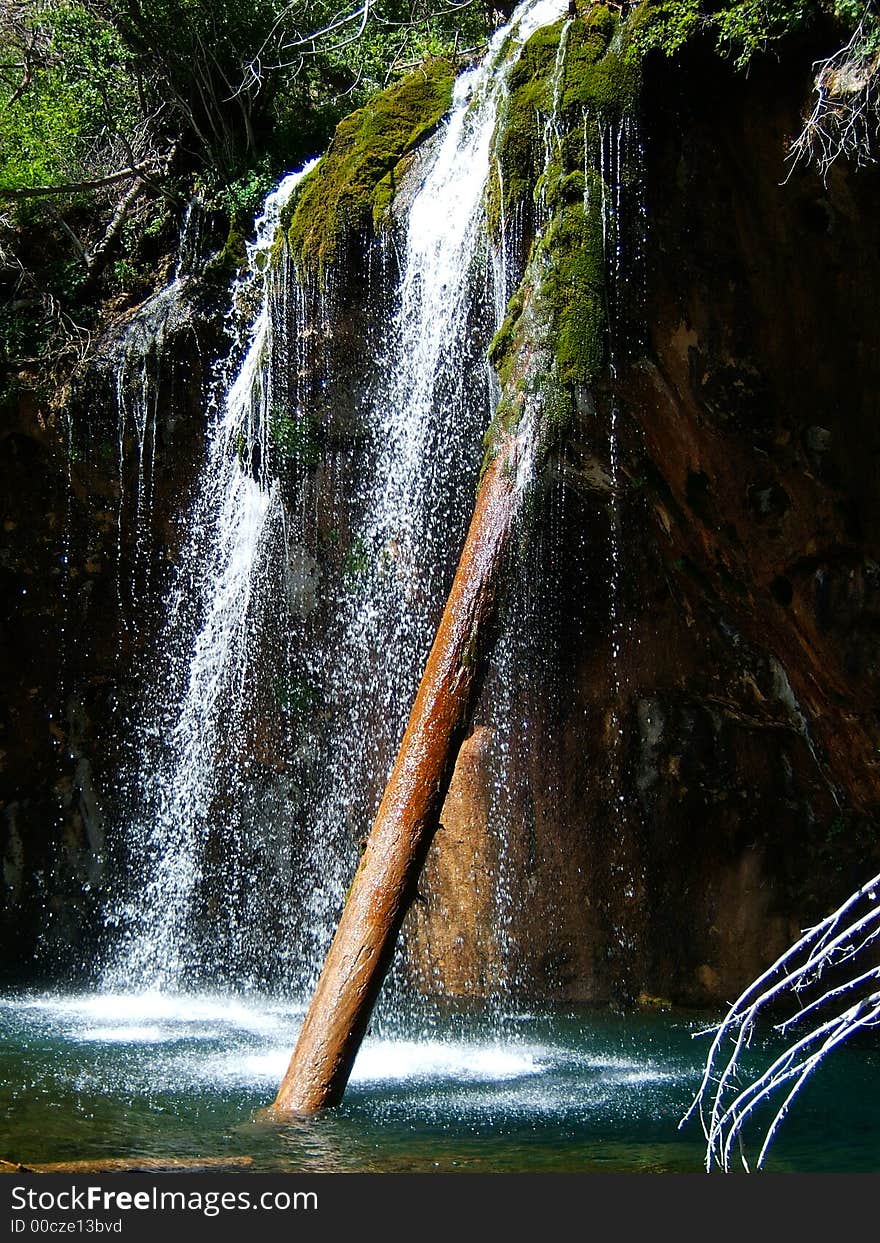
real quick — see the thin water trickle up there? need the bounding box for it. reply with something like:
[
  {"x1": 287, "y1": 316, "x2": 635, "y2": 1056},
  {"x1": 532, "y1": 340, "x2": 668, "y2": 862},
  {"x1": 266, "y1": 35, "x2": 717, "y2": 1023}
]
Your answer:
[
  {"x1": 584, "y1": 105, "x2": 649, "y2": 961},
  {"x1": 107, "y1": 201, "x2": 208, "y2": 627},
  {"x1": 57, "y1": 407, "x2": 76, "y2": 701},
  {"x1": 538, "y1": 14, "x2": 573, "y2": 223}
]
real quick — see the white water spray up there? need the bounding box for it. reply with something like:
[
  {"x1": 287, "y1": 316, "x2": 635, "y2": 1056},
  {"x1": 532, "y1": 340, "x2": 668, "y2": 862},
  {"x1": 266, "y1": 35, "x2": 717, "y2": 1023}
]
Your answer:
[
  {"x1": 293, "y1": 0, "x2": 570, "y2": 998},
  {"x1": 105, "y1": 164, "x2": 317, "y2": 990}
]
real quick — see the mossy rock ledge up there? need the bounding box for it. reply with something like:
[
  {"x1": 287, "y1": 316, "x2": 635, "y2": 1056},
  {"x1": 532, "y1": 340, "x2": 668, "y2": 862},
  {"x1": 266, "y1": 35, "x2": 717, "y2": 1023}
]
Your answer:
[
  {"x1": 484, "y1": 7, "x2": 643, "y2": 471},
  {"x1": 284, "y1": 58, "x2": 456, "y2": 278}
]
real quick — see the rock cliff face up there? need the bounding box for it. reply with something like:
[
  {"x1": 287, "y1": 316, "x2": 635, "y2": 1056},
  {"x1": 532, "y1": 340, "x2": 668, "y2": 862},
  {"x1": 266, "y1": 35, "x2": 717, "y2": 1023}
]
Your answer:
[
  {"x1": 409, "y1": 30, "x2": 880, "y2": 1006},
  {"x1": 2, "y1": 12, "x2": 879, "y2": 1005},
  {"x1": 0, "y1": 261, "x2": 223, "y2": 979}
]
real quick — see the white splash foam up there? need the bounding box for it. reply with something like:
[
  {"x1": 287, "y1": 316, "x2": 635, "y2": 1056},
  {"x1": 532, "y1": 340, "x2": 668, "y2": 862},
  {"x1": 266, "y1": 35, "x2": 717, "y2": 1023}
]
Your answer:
[
  {"x1": 194, "y1": 1039, "x2": 547, "y2": 1091},
  {"x1": 351, "y1": 1040, "x2": 546, "y2": 1084},
  {"x1": 77, "y1": 1025, "x2": 169, "y2": 1044},
  {"x1": 14, "y1": 991, "x2": 306, "y2": 1037}
]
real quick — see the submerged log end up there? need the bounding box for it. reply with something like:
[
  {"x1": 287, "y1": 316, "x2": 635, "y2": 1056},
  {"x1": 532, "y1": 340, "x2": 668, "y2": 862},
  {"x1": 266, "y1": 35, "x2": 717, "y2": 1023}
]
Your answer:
[
  {"x1": 270, "y1": 1047, "x2": 353, "y2": 1115},
  {"x1": 265, "y1": 1080, "x2": 335, "y2": 1119},
  {"x1": 259, "y1": 1058, "x2": 338, "y2": 1118},
  {"x1": 271, "y1": 1051, "x2": 331, "y2": 1115}
]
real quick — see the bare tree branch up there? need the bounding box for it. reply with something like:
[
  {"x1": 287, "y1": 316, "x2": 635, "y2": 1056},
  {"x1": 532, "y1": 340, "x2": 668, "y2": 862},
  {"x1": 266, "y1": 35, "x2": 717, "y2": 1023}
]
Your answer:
[
  {"x1": 786, "y1": 5, "x2": 880, "y2": 181},
  {"x1": 85, "y1": 177, "x2": 144, "y2": 273},
  {"x1": 0, "y1": 162, "x2": 157, "y2": 199},
  {"x1": 682, "y1": 869, "x2": 880, "y2": 1171},
  {"x1": 236, "y1": 0, "x2": 482, "y2": 98}
]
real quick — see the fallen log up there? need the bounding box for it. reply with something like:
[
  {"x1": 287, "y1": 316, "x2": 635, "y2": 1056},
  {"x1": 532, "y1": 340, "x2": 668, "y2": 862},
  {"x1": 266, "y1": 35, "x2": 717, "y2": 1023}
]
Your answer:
[
  {"x1": 0, "y1": 1159, "x2": 29, "y2": 1174},
  {"x1": 1, "y1": 1156, "x2": 253, "y2": 1173},
  {"x1": 270, "y1": 429, "x2": 526, "y2": 1115}
]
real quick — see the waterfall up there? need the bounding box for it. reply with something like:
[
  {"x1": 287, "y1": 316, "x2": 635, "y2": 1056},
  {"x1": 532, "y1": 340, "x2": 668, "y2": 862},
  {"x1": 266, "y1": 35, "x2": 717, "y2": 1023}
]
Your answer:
[
  {"x1": 281, "y1": 0, "x2": 570, "y2": 1001},
  {"x1": 103, "y1": 167, "x2": 316, "y2": 990},
  {"x1": 103, "y1": 0, "x2": 569, "y2": 999}
]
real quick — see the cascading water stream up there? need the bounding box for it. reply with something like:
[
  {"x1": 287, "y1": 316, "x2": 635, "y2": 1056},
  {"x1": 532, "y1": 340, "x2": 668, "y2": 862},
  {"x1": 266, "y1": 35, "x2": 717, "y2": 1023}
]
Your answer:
[
  {"x1": 537, "y1": 14, "x2": 573, "y2": 223},
  {"x1": 104, "y1": 166, "x2": 317, "y2": 991},
  {"x1": 287, "y1": 0, "x2": 570, "y2": 1004}
]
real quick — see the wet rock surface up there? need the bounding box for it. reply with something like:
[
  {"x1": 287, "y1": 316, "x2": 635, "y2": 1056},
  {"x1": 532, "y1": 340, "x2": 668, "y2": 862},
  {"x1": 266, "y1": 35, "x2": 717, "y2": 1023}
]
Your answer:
[
  {"x1": 415, "y1": 45, "x2": 880, "y2": 1006},
  {"x1": 0, "y1": 258, "x2": 223, "y2": 981}
]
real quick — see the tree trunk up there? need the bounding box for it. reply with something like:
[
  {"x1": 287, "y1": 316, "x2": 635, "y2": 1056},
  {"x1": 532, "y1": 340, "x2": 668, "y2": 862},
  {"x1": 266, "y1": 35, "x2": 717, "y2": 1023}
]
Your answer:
[{"x1": 270, "y1": 434, "x2": 524, "y2": 1115}]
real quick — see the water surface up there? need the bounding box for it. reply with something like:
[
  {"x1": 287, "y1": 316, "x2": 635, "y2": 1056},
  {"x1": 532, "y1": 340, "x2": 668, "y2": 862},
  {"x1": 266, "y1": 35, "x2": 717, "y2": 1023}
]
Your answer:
[{"x1": 1, "y1": 993, "x2": 877, "y2": 1173}]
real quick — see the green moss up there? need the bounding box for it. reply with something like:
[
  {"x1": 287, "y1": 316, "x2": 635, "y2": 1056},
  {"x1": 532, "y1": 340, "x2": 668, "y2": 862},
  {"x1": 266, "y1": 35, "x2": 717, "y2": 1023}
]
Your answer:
[
  {"x1": 371, "y1": 147, "x2": 424, "y2": 231},
  {"x1": 507, "y1": 20, "x2": 566, "y2": 91},
  {"x1": 487, "y1": 289, "x2": 525, "y2": 388},
  {"x1": 481, "y1": 8, "x2": 658, "y2": 488},
  {"x1": 586, "y1": 4, "x2": 618, "y2": 41},
  {"x1": 540, "y1": 199, "x2": 607, "y2": 388},
  {"x1": 490, "y1": 7, "x2": 641, "y2": 240},
  {"x1": 562, "y1": 10, "x2": 641, "y2": 119},
  {"x1": 286, "y1": 58, "x2": 455, "y2": 276},
  {"x1": 204, "y1": 225, "x2": 246, "y2": 282},
  {"x1": 371, "y1": 170, "x2": 398, "y2": 229},
  {"x1": 220, "y1": 227, "x2": 246, "y2": 269},
  {"x1": 483, "y1": 392, "x2": 520, "y2": 449},
  {"x1": 269, "y1": 406, "x2": 321, "y2": 466},
  {"x1": 485, "y1": 162, "x2": 503, "y2": 241},
  {"x1": 559, "y1": 169, "x2": 586, "y2": 202},
  {"x1": 498, "y1": 10, "x2": 644, "y2": 370},
  {"x1": 560, "y1": 28, "x2": 613, "y2": 114},
  {"x1": 492, "y1": 84, "x2": 543, "y2": 233},
  {"x1": 491, "y1": 23, "x2": 565, "y2": 241},
  {"x1": 541, "y1": 369, "x2": 577, "y2": 438}
]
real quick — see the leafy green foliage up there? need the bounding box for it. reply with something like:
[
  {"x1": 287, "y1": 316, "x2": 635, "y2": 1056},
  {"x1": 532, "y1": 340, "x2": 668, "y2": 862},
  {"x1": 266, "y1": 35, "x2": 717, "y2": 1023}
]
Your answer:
[
  {"x1": 631, "y1": 1, "x2": 880, "y2": 69},
  {"x1": 714, "y1": 2, "x2": 817, "y2": 66},
  {"x1": 0, "y1": 2, "x2": 140, "y2": 192},
  {"x1": 0, "y1": 2, "x2": 487, "y2": 199},
  {"x1": 0, "y1": 1, "x2": 488, "y2": 402},
  {"x1": 79, "y1": 1, "x2": 487, "y2": 174},
  {"x1": 629, "y1": 0, "x2": 702, "y2": 58}
]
